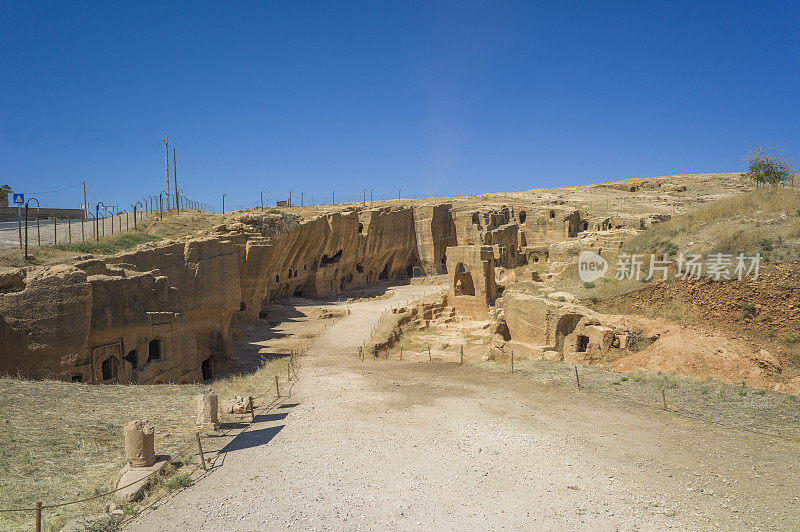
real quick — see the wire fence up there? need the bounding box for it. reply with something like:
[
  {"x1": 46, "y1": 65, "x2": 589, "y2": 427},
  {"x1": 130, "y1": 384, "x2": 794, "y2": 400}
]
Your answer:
[{"x1": 1, "y1": 189, "x2": 222, "y2": 251}]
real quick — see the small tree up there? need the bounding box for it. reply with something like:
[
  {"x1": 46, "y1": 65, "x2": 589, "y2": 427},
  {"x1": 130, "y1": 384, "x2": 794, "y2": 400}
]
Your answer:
[
  {"x1": 0, "y1": 185, "x2": 10, "y2": 205},
  {"x1": 743, "y1": 147, "x2": 794, "y2": 188}
]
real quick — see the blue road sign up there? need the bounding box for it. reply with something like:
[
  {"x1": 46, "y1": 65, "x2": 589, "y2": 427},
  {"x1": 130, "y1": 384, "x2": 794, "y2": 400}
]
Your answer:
[{"x1": 12, "y1": 193, "x2": 24, "y2": 204}]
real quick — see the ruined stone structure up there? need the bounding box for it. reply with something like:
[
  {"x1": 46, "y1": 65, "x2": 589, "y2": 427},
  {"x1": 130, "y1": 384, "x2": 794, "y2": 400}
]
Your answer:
[
  {"x1": 445, "y1": 246, "x2": 497, "y2": 320},
  {"x1": 497, "y1": 290, "x2": 623, "y2": 362},
  {"x1": 0, "y1": 201, "x2": 620, "y2": 383}
]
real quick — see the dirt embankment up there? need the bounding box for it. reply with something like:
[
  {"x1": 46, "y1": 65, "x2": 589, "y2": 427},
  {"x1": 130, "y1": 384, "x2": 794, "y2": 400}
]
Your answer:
[
  {"x1": 595, "y1": 262, "x2": 800, "y2": 393},
  {"x1": 598, "y1": 262, "x2": 800, "y2": 339}
]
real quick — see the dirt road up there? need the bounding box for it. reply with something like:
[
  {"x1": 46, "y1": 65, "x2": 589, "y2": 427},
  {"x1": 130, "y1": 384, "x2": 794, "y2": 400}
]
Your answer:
[{"x1": 128, "y1": 284, "x2": 799, "y2": 530}]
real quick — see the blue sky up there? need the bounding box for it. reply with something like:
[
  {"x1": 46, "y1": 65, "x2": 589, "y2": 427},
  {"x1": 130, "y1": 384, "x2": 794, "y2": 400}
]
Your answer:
[{"x1": 1, "y1": 1, "x2": 798, "y2": 210}]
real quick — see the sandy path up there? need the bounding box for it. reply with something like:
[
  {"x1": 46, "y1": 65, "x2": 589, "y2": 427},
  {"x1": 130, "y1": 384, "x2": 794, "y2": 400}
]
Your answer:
[{"x1": 128, "y1": 284, "x2": 799, "y2": 531}]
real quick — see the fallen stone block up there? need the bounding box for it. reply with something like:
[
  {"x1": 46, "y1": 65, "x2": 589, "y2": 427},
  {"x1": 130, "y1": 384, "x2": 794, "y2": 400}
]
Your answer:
[{"x1": 114, "y1": 455, "x2": 170, "y2": 504}]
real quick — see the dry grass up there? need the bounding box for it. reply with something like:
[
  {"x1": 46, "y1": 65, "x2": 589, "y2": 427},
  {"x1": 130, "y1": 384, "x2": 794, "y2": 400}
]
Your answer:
[
  {"x1": 392, "y1": 320, "x2": 800, "y2": 442},
  {"x1": 135, "y1": 210, "x2": 222, "y2": 240},
  {"x1": 627, "y1": 188, "x2": 800, "y2": 260},
  {"x1": 56, "y1": 233, "x2": 161, "y2": 255},
  {"x1": 0, "y1": 356, "x2": 289, "y2": 531},
  {"x1": 543, "y1": 188, "x2": 800, "y2": 304}
]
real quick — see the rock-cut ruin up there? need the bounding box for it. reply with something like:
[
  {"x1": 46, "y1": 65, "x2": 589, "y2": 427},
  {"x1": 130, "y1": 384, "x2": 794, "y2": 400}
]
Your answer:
[{"x1": 0, "y1": 202, "x2": 653, "y2": 384}]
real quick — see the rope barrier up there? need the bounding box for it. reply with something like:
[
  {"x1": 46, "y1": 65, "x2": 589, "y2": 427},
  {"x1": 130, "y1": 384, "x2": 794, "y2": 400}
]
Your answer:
[{"x1": 0, "y1": 354, "x2": 303, "y2": 525}]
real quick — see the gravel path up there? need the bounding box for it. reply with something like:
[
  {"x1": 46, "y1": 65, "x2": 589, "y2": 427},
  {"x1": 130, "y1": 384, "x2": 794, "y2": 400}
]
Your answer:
[{"x1": 128, "y1": 284, "x2": 800, "y2": 531}]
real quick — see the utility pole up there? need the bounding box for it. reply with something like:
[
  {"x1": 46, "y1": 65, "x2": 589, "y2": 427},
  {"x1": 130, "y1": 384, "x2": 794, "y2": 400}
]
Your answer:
[
  {"x1": 83, "y1": 181, "x2": 88, "y2": 217},
  {"x1": 17, "y1": 202, "x2": 22, "y2": 250},
  {"x1": 301, "y1": 192, "x2": 304, "y2": 206},
  {"x1": 162, "y1": 136, "x2": 170, "y2": 210},
  {"x1": 289, "y1": 191, "x2": 292, "y2": 206},
  {"x1": 173, "y1": 147, "x2": 179, "y2": 214}
]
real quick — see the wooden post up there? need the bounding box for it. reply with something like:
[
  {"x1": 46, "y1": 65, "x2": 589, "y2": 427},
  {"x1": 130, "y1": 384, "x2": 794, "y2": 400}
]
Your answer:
[
  {"x1": 68, "y1": 217, "x2": 72, "y2": 243},
  {"x1": 196, "y1": 433, "x2": 207, "y2": 471},
  {"x1": 35, "y1": 501, "x2": 42, "y2": 532},
  {"x1": 460, "y1": 345, "x2": 463, "y2": 364},
  {"x1": 275, "y1": 375, "x2": 280, "y2": 397},
  {"x1": 574, "y1": 366, "x2": 581, "y2": 389},
  {"x1": 662, "y1": 388, "x2": 667, "y2": 410},
  {"x1": 428, "y1": 346, "x2": 431, "y2": 362},
  {"x1": 249, "y1": 397, "x2": 255, "y2": 422}
]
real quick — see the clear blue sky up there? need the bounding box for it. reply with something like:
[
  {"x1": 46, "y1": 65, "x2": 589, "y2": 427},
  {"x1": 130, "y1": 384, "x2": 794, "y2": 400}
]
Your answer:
[{"x1": 1, "y1": 1, "x2": 798, "y2": 210}]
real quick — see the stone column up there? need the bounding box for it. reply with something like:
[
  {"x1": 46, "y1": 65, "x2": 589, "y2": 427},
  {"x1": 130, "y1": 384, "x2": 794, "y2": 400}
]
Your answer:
[
  {"x1": 124, "y1": 420, "x2": 155, "y2": 467},
  {"x1": 196, "y1": 392, "x2": 218, "y2": 427}
]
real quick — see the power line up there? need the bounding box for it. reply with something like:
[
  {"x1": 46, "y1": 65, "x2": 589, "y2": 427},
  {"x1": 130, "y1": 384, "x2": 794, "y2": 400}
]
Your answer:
[{"x1": 17, "y1": 182, "x2": 84, "y2": 195}]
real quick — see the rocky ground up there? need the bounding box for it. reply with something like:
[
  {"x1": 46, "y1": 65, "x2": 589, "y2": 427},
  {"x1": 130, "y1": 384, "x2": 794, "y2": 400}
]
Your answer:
[{"x1": 127, "y1": 284, "x2": 799, "y2": 531}]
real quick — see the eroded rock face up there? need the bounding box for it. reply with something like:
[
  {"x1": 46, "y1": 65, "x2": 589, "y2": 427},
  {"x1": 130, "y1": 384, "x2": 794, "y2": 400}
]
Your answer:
[
  {"x1": 0, "y1": 266, "x2": 92, "y2": 379},
  {"x1": 0, "y1": 202, "x2": 597, "y2": 383},
  {"x1": 1, "y1": 204, "x2": 472, "y2": 382}
]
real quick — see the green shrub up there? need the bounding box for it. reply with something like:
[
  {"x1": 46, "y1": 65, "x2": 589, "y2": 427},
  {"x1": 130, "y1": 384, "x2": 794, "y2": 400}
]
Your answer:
[
  {"x1": 165, "y1": 472, "x2": 192, "y2": 490},
  {"x1": 652, "y1": 240, "x2": 679, "y2": 257}
]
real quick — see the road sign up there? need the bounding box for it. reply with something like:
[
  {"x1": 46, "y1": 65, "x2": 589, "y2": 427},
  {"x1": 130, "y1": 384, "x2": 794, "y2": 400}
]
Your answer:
[{"x1": 12, "y1": 193, "x2": 24, "y2": 204}]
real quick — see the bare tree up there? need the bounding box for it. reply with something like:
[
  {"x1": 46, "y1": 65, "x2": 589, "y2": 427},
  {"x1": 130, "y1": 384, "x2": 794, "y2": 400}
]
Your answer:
[{"x1": 742, "y1": 147, "x2": 794, "y2": 188}]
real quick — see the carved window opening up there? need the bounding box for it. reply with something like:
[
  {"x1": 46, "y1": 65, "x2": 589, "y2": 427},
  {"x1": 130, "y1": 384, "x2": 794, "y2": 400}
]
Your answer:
[
  {"x1": 101, "y1": 357, "x2": 119, "y2": 381},
  {"x1": 147, "y1": 339, "x2": 162, "y2": 363},
  {"x1": 201, "y1": 357, "x2": 213, "y2": 381},
  {"x1": 453, "y1": 263, "x2": 475, "y2": 296},
  {"x1": 576, "y1": 335, "x2": 589, "y2": 352}
]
